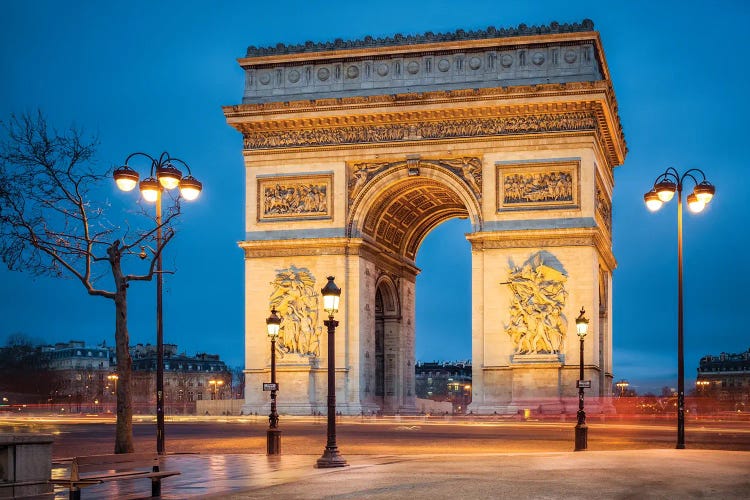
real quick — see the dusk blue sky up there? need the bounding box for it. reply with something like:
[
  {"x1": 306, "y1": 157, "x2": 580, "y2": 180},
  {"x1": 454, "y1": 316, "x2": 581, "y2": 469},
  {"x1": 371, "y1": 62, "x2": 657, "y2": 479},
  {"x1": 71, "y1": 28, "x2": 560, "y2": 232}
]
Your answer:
[{"x1": 1, "y1": 1, "x2": 748, "y2": 394}]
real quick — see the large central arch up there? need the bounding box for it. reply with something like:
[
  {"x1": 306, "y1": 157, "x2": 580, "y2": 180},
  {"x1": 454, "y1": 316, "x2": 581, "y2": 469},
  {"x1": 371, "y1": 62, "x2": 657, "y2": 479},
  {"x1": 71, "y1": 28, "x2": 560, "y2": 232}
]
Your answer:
[{"x1": 226, "y1": 20, "x2": 626, "y2": 415}]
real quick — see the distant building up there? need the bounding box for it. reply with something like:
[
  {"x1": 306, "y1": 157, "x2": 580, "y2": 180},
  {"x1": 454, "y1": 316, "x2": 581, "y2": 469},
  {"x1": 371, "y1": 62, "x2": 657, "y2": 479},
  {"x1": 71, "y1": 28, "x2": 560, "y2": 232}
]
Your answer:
[
  {"x1": 415, "y1": 361, "x2": 472, "y2": 413},
  {"x1": 38, "y1": 340, "x2": 231, "y2": 413},
  {"x1": 696, "y1": 348, "x2": 750, "y2": 407},
  {"x1": 41, "y1": 340, "x2": 116, "y2": 410},
  {"x1": 130, "y1": 343, "x2": 232, "y2": 411}
]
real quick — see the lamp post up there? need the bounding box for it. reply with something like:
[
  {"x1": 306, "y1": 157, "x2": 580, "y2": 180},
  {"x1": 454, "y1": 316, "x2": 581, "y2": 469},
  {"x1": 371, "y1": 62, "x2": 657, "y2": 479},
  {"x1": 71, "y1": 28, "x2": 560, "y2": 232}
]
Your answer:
[
  {"x1": 107, "y1": 374, "x2": 118, "y2": 413},
  {"x1": 316, "y1": 276, "x2": 348, "y2": 468},
  {"x1": 114, "y1": 152, "x2": 202, "y2": 455},
  {"x1": 615, "y1": 379, "x2": 629, "y2": 397},
  {"x1": 644, "y1": 167, "x2": 715, "y2": 449},
  {"x1": 696, "y1": 379, "x2": 710, "y2": 394},
  {"x1": 266, "y1": 307, "x2": 282, "y2": 455},
  {"x1": 208, "y1": 379, "x2": 224, "y2": 400},
  {"x1": 107, "y1": 374, "x2": 119, "y2": 396},
  {"x1": 574, "y1": 307, "x2": 589, "y2": 451}
]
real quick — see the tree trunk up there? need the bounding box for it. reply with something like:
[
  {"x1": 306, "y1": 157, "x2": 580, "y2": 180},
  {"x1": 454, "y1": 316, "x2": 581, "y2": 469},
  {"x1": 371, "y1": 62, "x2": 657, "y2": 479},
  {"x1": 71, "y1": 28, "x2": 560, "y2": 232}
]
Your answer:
[{"x1": 112, "y1": 248, "x2": 134, "y2": 454}]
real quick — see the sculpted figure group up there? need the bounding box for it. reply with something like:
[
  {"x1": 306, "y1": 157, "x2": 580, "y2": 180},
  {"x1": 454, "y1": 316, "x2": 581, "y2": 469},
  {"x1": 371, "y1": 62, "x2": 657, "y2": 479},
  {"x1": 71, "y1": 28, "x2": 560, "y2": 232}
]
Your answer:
[
  {"x1": 263, "y1": 183, "x2": 328, "y2": 217},
  {"x1": 505, "y1": 254, "x2": 568, "y2": 355},
  {"x1": 503, "y1": 170, "x2": 573, "y2": 204},
  {"x1": 269, "y1": 266, "x2": 321, "y2": 357}
]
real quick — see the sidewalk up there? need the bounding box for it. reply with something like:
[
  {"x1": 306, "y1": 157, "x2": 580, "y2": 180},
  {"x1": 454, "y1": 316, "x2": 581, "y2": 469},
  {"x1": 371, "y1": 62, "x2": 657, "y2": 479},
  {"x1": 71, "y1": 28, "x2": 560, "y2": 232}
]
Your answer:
[{"x1": 52, "y1": 449, "x2": 750, "y2": 499}]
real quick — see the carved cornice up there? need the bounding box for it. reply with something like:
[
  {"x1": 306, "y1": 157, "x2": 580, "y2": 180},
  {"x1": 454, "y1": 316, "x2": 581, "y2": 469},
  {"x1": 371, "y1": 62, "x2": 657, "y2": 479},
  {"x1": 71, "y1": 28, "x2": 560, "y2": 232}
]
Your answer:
[
  {"x1": 245, "y1": 20, "x2": 595, "y2": 58},
  {"x1": 224, "y1": 82, "x2": 626, "y2": 167},
  {"x1": 239, "y1": 238, "x2": 348, "y2": 258},
  {"x1": 238, "y1": 237, "x2": 421, "y2": 277},
  {"x1": 466, "y1": 226, "x2": 616, "y2": 270}
]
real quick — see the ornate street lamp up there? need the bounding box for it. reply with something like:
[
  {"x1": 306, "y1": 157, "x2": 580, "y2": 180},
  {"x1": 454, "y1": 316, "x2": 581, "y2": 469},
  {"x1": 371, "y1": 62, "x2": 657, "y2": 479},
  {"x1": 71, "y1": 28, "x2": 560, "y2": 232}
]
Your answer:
[
  {"x1": 696, "y1": 379, "x2": 710, "y2": 394},
  {"x1": 643, "y1": 167, "x2": 715, "y2": 449},
  {"x1": 615, "y1": 380, "x2": 629, "y2": 397},
  {"x1": 574, "y1": 307, "x2": 589, "y2": 451},
  {"x1": 208, "y1": 379, "x2": 224, "y2": 400},
  {"x1": 316, "y1": 276, "x2": 348, "y2": 468},
  {"x1": 114, "y1": 151, "x2": 202, "y2": 455},
  {"x1": 266, "y1": 307, "x2": 282, "y2": 455}
]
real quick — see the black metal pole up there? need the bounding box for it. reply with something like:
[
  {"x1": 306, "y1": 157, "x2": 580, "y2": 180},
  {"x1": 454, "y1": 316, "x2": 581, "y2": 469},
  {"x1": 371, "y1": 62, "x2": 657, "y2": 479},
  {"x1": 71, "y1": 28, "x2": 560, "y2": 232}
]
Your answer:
[
  {"x1": 156, "y1": 191, "x2": 165, "y2": 456},
  {"x1": 267, "y1": 338, "x2": 281, "y2": 455},
  {"x1": 676, "y1": 188, "x2": 685, "y2": 449},
  {"x1": 574, "y1": 335, "x2": 587, "y2": 451},
  {"x1": 316, "y1": 316, "x2": 347, "y2": 468}
]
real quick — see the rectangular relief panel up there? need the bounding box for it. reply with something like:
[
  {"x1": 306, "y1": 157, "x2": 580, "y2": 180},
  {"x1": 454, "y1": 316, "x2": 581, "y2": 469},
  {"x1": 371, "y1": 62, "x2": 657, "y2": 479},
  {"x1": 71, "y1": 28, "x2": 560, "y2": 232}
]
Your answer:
[
  {"x1": 496, "y1": 160, "x2": 580, "y2": 212},
  {"x1": 257, "y1": 174, "x2": 333, "y2": 222}
]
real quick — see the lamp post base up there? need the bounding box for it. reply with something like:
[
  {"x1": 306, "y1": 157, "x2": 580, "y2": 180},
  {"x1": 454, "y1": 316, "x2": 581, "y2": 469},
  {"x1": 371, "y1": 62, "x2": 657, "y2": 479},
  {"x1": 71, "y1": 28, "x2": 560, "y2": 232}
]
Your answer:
[
  {"x1": 316, "y1": 446, "x2": 348, "y2": 468},
  {"x1": 574, "y1": 423, "x2": 588, "y2": 451},
  {"x1": 266, "y1": 429, "x2": 281, "y2": 455}
]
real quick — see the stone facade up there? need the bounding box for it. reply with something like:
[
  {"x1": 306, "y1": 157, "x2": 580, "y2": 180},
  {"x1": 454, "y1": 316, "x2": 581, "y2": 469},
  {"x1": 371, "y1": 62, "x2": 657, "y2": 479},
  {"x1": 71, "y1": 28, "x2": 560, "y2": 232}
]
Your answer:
[{"x1": 225, "y1": 20, "x2": 626, "y2": 415}]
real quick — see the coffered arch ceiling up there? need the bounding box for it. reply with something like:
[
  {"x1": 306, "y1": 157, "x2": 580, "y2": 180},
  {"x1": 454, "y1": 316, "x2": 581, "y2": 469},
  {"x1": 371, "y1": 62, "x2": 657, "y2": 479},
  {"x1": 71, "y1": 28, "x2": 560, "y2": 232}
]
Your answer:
[{"x1": 361, "y1": 178, "x2": 469, "y2": 262}]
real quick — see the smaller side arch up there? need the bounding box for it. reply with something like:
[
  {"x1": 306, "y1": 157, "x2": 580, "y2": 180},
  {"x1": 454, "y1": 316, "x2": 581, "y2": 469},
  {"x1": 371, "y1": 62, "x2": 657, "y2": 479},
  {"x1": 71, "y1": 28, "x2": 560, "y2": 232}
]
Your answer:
[{"x1": 374, "y1": 274, "x2": 401, "y2": 319}]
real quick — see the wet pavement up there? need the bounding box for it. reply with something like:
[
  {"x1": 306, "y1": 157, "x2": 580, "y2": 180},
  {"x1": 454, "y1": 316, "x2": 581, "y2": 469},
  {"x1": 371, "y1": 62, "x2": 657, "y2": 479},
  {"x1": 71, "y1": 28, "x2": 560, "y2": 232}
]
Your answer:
[{"x1": 51, "y1": 449, "x2": 750, "y2": 499}]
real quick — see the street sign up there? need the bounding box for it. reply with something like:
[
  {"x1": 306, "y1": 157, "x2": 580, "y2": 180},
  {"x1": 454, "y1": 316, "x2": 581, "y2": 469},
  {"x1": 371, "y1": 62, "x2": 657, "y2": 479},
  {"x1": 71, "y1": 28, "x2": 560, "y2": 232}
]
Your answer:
[
  {"x1": 262, "y1": 383, "x2": 279, "y2": 391},
  {"x1": 576, "y1": 380, "x2": 591, "y2": 389}
]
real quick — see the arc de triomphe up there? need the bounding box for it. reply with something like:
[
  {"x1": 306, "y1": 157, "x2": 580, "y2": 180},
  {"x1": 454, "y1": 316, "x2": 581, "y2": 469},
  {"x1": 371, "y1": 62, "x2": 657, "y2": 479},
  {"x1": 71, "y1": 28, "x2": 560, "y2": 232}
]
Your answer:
[{"x1": 224, "y1": 19, "x2": 626, "y2": 415}]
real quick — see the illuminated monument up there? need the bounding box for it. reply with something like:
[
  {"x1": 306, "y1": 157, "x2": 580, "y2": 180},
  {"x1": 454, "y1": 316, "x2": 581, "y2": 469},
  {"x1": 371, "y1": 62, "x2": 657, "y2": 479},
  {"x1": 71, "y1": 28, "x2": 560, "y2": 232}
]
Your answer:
[{"x1": 224, "y1": 19, "x2": 626, "y2": 415}]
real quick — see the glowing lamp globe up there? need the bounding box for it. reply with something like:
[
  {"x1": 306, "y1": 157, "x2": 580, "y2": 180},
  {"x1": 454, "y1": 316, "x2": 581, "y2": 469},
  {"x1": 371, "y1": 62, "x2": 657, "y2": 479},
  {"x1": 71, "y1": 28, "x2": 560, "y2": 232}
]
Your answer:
[
  {"x1": 643, "y1": 190, "x2": 663, "y2": 212},
  {"x1": 139, "y1": 178, "x2": 160, "y2": 203},
  {"x1": 321, "y1": 276, "x2": 341, "y2": 315},
  {"x1": 157, "y1": 163, "x2": 182, "y2": 190},
  {"x1": 655, "y1": 179, "x2": 677, "y2": 202},
  {"x1": 179, "y1": 175, "x2": 203, "y2": 201},
  {"x1": 694, "y1": 181, "x2": 715, "y2": 204},
  {"x1": 113, "y1": 165, "x2": 139, "y2": 192},
  {"x1": 575, "y1": 308, "x2": 589, "y2": 338},
  {"x1": 686, "y1": 192, "x2": 705, "y2": 213},
  {"x1": 266, "y1": 308, "x2": 281, "y2": 339}
]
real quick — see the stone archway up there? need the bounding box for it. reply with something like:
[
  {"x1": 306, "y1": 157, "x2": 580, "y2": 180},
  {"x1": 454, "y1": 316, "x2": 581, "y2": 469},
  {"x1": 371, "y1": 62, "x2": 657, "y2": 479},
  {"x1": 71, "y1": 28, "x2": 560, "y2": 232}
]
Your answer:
[
  {"x1": 226, "y1": 20, "x2": 626, "y2": 415},
  {"x1": 373, "y1": 275, "x2": 400, "y2": 412}
]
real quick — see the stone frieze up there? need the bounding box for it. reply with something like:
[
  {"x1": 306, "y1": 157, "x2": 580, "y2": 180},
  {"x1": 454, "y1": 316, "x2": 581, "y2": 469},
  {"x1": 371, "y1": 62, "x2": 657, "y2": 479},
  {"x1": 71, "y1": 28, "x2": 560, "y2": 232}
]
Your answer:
[{"x1": 244, "y1": 111, "x2": 596, "y2": 150}]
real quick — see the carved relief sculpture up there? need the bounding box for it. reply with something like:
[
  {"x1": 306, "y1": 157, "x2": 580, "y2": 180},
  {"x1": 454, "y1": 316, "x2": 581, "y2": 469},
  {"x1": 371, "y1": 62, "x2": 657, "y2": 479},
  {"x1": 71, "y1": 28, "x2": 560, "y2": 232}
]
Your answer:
[
  {"x1": 348, "y1": 157, "x2": 482, "y2": 204},
  {"x1": 596, "y1": 184, "x2": 612, "y2": 232},
  {"x1": 269, "y1": 266, "x2": 321, "y2": 357},
  {"x1": 244, "y1": 111, "x2": 598, "y2": 150},
  {"x1": 505, "y1": 252, "x2": 569, "y2": 355},
  {"x1": 258, "y1": 174, "x2": 332, "y2": 221},
  {"x1": 498, "y1": 160, "x2": 579, "y2": 211}
]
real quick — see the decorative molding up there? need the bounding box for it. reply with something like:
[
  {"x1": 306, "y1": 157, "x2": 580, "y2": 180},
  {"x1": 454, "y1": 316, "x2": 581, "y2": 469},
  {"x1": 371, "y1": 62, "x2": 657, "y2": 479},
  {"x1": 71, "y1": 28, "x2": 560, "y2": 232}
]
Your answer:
[
  {"x1": 349, "y1": 157, "x2": 481, "y2": 204},
  {"x1": 225, "y1": 82, "x2": 626, "y2": 167},
  {"x1": 246, "y1": 20, "x2": 595, "y2": 57},
  {"x1": 243, "y1": 111, "x2": 596, "y2": 151},
  {"x1": 257, "y1": 174, "x2": 332, "y2": 222},
  {"x1": 497, "y1": 160, "x2": 579, "y2": 211}
]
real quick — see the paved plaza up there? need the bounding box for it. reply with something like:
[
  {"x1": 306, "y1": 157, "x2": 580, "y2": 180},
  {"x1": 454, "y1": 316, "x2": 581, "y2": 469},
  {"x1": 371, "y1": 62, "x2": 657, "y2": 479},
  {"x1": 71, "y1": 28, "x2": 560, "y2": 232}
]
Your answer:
[{"x1": 50, "y1": 449, "x2": 750, "y2": 499}]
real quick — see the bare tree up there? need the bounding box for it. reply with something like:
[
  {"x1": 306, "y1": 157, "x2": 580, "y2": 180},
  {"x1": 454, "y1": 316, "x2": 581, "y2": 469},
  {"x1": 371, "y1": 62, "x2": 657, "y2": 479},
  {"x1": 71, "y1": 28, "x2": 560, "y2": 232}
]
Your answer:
[{"x1": 0, "y1": 111, "x2": 180, "y2": 453}]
